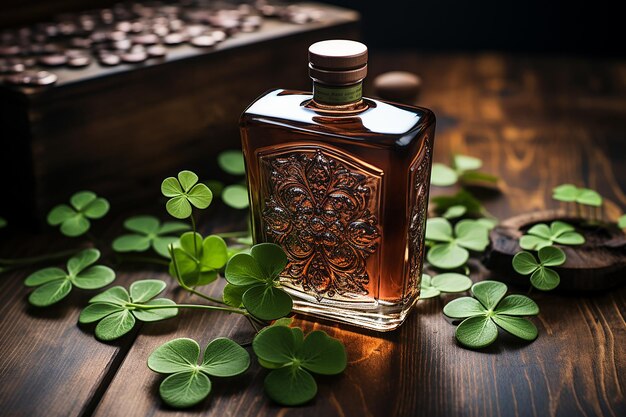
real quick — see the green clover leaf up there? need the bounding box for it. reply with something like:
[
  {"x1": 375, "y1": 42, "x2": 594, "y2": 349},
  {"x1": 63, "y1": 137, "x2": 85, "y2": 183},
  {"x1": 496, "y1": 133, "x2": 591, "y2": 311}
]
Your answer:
[
  {"x1": 112, "y1": 215, "x2": 189, "y2": 258},
  {"x1": 420, "y1": 273, "x2": 473, "y2": 299},
  {"x1": 425, "y1": 218, "x2": 490, "y2": 269},
  {"x1": 161, "y1": 170, "x2": 213, "y2": 219},
  {"x1": 24, "y1": 249, "x2": 115, "y2": 307},
  {"x1": 253, "y1": 325, "x2": 347, "y2": 406},
  {"x1": 217, "y1": 150, "x2": 246, "y2": 176},
  {"x1": 618, "y1": 214, "x2": 626, "y2": 229},
  {"x1": 552, "y1": 184, "x2": 603, "y2": 207},
  {"x1": 147, "y1": 337, "x2": 249, "y2": 408},
  {"x1": 169, "y1": 232, "x2": 228, "y2": 287},
  {"x1": 431, "y1": 154, "x2": 498, "y2": 188},
  {"x1": 222, "y1": 184, "x2": 250, "y2": 209},
  {"x1": 224, "y1": 243, "x2": 292, "y2": 320},
  {"x1": 79, "y1": 279, "x2": 177, "y2": 340},
  {"x1": 431, "y1": 163, "x2": 458, "y2": 186},
  {"x1": 512, "y1": 246, "x2": 566, "y2": 291},
  {"x1": 47, "y1": 191, "x2": 110, "y2": 237},
  {"x1": 0, "y1": 217, "x2": 6, "y2": 228},
  {"x1": 442, "y1": 205, "x2": 467, "y2": 219},
  {"x1": 519, "y1": 220, "x2": 585, "y2": 250},
  {"x1": 453, "y1": 154, "x2": 483, "y2": 172},
  {"x1": 443, "y1": 280, "x2": 539, "y2": 349}
]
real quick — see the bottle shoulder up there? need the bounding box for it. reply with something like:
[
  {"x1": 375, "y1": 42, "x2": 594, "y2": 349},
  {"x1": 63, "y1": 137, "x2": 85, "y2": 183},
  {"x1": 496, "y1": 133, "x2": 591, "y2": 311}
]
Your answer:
[{"x1": 240, "y1": 89, "x2": 435, "y2": 142}]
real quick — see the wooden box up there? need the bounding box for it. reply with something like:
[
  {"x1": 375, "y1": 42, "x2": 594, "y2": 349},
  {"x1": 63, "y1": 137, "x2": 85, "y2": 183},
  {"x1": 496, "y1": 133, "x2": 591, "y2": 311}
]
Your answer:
[{"x1": 0, "y1": 2, "x2": 360, "y2": 223}]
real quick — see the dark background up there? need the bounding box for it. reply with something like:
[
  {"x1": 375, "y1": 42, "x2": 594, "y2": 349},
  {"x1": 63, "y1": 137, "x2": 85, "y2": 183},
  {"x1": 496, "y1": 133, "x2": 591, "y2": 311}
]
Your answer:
[
  {"x1": 323, "y1": 0, "x2": 624, "y2": 56},
  {"x1": 1, "y1": 0, "x2": 623, "y2": 56}
]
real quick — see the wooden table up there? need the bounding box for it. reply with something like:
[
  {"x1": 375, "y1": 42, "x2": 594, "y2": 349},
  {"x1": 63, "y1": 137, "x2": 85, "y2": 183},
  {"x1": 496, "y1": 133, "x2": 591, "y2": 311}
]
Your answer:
[{"x1": 0, "y1": 52, "x2": 624, "y2": 417}]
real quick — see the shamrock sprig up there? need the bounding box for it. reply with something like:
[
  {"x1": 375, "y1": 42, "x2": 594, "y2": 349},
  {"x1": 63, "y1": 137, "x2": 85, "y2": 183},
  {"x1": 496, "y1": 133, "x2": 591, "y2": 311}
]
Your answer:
[
  {"x1": 169, "y1": 232, "x2": 228, "y2": 287},
  {"x1": 512, "y1": 246, "x2": 566, "y2": 291},
  {"x1": 443, "y1": 280, "x2": 539, "y2": 349},
  {"x1": 224, "y1": 243, "x2": 292, "y2": 320},
  {"x1": 519, "y1": 220, "x2": 584, "y2": 250},
  {"x1": 425, "y1": 218, "x2": 490, "y2": 269},
  {"x1": 47, "y1": 191, "x2": 110, "y2": 237},
  {"x1": 420, "y1": 273, "x2": 472, "y2": 299},
  {"x1": 79, "y1": 279, "x2": 177, "y2": 340},
  {"x1": 112, "y1": 215, "x2": 189, "y2": 258},
  {"x1": 161, "y1": 171, "x2": 212, "y2": 219},
  {"x1": 25, "y1": 249, "x2": 115, "y2": 307},
  {"x1": 148, "y1": 337, "x2": 250, "y2": 408},
  {"x1": 431, "y1": 154, "x2": 499, "y2": 188},
  {"x1": 552, "y1": 184, "x2": 602, "y2": 207},
  {"x1": 252, "y1": 324, "x2": 347, "y2": 406}
]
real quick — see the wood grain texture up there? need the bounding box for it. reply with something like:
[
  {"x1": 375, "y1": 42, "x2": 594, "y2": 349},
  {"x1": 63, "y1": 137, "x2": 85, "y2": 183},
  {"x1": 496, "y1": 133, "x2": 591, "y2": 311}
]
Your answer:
[{"x1": 1, "y1": 52, "x2": 625, "y2": 417}]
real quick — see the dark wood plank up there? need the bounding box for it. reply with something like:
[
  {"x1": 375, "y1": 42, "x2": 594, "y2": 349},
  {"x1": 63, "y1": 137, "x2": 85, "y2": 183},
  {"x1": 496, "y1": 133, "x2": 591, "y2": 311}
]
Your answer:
[
  {"x1": 89, "y1": 53, "x2": 626, "y2": 417},
  {"x1": 0, "y1": 218, "x2": 171, "y2": 417}
]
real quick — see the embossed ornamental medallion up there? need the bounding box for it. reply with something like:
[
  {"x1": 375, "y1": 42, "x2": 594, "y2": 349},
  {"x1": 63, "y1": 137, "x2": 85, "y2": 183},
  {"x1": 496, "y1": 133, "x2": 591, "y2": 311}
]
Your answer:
[{"x1": 260, "y1": 149, "x2": 380, "y2": 299}]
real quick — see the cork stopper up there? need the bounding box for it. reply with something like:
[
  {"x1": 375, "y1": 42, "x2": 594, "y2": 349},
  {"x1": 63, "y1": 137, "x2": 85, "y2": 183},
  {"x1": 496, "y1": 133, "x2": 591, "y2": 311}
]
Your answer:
[{"x1": 308, "y1": 40, "x2": 368, "y2": 85}]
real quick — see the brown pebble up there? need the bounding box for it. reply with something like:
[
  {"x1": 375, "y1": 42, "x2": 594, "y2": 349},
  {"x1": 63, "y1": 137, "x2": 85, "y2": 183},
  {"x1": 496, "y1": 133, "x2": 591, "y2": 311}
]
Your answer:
[{"x1": 373, "y1": 71, "x2": 421, "y2": 103}]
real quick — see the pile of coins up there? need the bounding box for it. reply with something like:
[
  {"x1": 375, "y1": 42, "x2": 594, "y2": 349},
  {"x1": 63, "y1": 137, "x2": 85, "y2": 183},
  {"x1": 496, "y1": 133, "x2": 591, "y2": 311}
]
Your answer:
[{"x1": 0, "y1": 0, "x2": 324, "y2": 87}]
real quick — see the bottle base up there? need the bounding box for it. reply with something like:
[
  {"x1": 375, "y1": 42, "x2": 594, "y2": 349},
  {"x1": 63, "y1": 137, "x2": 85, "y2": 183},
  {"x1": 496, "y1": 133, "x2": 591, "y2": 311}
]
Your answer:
[{"x1": 284, "y1": 288, "x2": 419, "y2": 332}]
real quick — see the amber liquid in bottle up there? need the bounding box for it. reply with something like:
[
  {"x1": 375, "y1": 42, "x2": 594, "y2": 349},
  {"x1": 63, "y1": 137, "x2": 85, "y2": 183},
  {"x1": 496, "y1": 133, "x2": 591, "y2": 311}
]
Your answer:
[{"x1": 240, "y1": 41, "x2": 435, "y2": 331}]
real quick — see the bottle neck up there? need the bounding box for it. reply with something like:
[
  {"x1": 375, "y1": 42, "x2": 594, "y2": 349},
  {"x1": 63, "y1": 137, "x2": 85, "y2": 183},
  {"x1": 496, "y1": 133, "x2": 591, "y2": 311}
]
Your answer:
[{"x1": 312, "y1": 81, "x2": 363, "y2": 106}]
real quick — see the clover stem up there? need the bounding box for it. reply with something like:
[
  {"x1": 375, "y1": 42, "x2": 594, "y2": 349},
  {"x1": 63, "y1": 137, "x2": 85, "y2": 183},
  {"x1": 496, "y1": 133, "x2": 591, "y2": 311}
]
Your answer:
[
  {"x1": 168, "y1": 244, "x2": 185, "y2": 288},
  {"x1": 190, "y1": 213, "x2": 198, "y2": 257},
  {"x1": 0, "y1": 248, "x2": 82, "y2": 266},
  {"x1": 183, "y1": 286, "x2": 228, "y2": 306},
  {"x1": 245, "y1": 315, "x2": 262, "y2": 333},
  {"x1": 126, "y1": 302, "x2": 248, "y2": 315}
]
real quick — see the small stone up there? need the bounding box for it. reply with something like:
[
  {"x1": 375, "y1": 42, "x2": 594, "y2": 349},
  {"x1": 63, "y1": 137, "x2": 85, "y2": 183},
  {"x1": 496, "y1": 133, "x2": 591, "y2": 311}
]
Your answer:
[{"x1": 373, "y1": 71, "x2": 422, "y2": 103}]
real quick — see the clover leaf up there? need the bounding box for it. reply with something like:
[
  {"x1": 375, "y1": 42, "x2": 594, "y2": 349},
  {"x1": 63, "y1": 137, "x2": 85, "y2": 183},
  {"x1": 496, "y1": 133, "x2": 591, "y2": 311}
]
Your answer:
[
  {"x1": 443, "y1": 280, "x2": 539, "y2": 349},
  {"x1": 79, "y1": 279, "x2": 177, "y2": 340},
  {"x1": 148, "y1": 337, "x2": 249, "y2": 408},
  {"x1": 618, "y1": 214, "x2": 626, "y2": 229},
  {"x1": 420, "y1": 273, "x2": 472, "y2": 299},
  {"x1": 442, "y1": 205, "x2": 467, "y2": 219},
  {"x1": 222, "y1": 184, "x2": 250, "y2": 209},
  {"x1": 0, "y1": 217, "x2": 6, "y2": 228},
  {"x1": 425, "y1": 218, "x2": 490, "y2": 269},
  {"x1": 224, "y1": 243, "x2": 292, "y2": 320},
  {"x1": 47, "y1": 191, "x2": 110, "y2": 237},
  {"x1": 519, "y1": 220, "x2": 584, "y2": 250},
  {"x1": 217, "y1": 150, "x2": 246, "y2": 176},
  {"x1": 512, "y1": 246, "x2": 565, "y2": 291},
  {"x1": 253, "y1": 325, "x2": 347, "y2": 406},
  {"x1": 431, "y1": 154, "x2": 498, "y2": 188},
  {"x1": 161, "y1": 170, "x2": 212, "y2": 219},
  {"x1": 552, "y1": 184, "x2": 603, "y2": 207},
  {"x1": 24, "y1": 249, "x2": 115, "y2": 307},
  {"x1": 431, "y1": 163, "x2": 458, "y2": 186},
  {"x1": 169, "y1": 232, "x2": 228, "y2": 287},
  {"x1": 112, "y1": 215, "x2": 189, "y2": 258}
]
